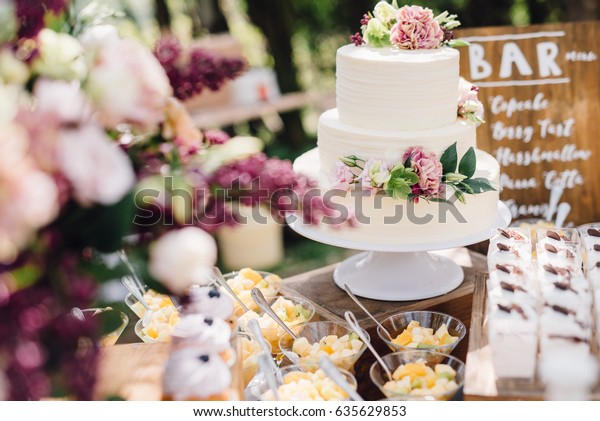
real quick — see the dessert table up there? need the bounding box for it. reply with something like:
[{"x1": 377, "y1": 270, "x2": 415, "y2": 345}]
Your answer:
[{"x1": 95, "y1": 247, "x2": 487, "y2": 401}]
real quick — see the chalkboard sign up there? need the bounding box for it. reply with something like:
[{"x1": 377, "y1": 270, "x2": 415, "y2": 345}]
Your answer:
[{"x1": 456, "y1": 22, "x2": 600, "y2": 225}]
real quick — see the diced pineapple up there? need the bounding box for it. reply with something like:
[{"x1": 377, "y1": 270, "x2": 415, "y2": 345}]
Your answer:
[
  {"x1": 435, "y1": 364, "x2": 456, "y2": 380},
  {"x1": 406, "y1": 320, "x2": 420, "y2": 331},
  {"x1": 434, "y1": 323, "x2": 449, "y2": 340},
  {"x1": 239, "y1": 267, "x2": 263, "y2": 284}
]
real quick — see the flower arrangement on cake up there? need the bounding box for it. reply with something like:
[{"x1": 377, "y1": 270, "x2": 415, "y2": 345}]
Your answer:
[
  {"x1": 335, "y1": 143, "x2": 495, "y2": 203},
  {"x1": 350, "y1": 1, "x2": 468, "y2": 49},
  {"x1": 0, "y1": 1, "x2": 346, "y2": 400}
]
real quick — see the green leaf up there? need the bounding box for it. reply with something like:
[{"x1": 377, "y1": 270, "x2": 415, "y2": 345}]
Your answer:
[
  {"x1": 462, "y1": 177, "x2": 497, "y2": 193},
  {"x1": 385, "y1": 177, "x2": 411, "y2": 200},
  {"x1": 448, "y1": 39, "x2": 470, "y2": 48},
  {"x1": 458, "y1": 182, "x2": 474, "y2": 195},
  {"x1": 390, "y1": 161, "x2": 405, "y2": 172},
  {"x1": 440, "y1": 142, "x2": 458, "y2": 174},
  {"x1": 458, "y1": 147, "x2": 476, "y2": 178},
  {"x1": 429, "y1": 197, "x2": 450, "y2": 204}
]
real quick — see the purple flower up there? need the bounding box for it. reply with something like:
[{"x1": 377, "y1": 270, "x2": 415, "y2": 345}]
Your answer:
[
  {"x1": 402, "y1": 147, "x2": 443, "y2": 197},
  {"x1": 390, "y1": 6, "x2": 444, "y2": 50},
  {"x1": 350, "y1": 32, "x2": 365, "y2": 46},
  {"x1": 14, "y1": 1, "x2": 68, "y2": 39}
]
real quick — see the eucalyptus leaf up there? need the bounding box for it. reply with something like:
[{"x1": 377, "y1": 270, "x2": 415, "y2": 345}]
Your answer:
[
  {"x1": 458, "y1": 147, "x2": 476, "y2": 178},
  {"x1": 440, "y1": 142, "x2": 458, "y2": 174}
]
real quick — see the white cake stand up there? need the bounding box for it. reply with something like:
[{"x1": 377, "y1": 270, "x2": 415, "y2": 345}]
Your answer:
[{"x1": 287, "y1": 202, "x2": 511, "y2": 301}]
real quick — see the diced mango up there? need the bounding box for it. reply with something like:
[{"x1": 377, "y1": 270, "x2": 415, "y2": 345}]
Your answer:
[{"x1": 392, "y1": 330, "x2": 412, "y2": 346}]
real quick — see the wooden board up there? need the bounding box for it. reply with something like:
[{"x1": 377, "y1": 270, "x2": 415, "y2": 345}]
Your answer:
[
  {"x1": 464, "y1": 273, "x2": 600, "y2": 400},
  {"x1": 456, "y1": 22, "x2": 600, "y2": 225}
]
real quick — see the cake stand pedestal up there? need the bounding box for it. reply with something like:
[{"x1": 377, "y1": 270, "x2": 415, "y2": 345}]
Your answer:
[{"x1": 287, "y1": 202, "x2": 511, "y2": 301}]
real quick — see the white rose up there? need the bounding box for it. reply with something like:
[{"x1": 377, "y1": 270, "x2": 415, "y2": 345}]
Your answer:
[
  {"x1": 373, "y1": 1, "x2": 397, "y2": 25},
  {"x1": 86, "y1": 38, "x2": 172, "y2": 132},
  {"x1": 32, "y1": 29, "x2": 87, "y2": 81},
  {"x1": 34, "y1": 79, "x2": 93, "y2": 125},
  {"x1": 149, "y1": 227, "x2": 217, "y2": 295},
  {"x1": 57, "y1": 125, "x2": 135, "y2": 206},
  {"x1": 0, "y1": 50, "x2": 29, "y2": 85}
]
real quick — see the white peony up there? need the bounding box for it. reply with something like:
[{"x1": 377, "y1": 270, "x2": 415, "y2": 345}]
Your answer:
[
  {"x1": 34, "y1": 79, "x2": 94, "y2": 125},
  {"x1": 32, "y1": 29, "x2": 87, "y2": 81},
  {"x1": 79, "y1": 25, "x2": 120, "y2": 52},
  {"x1": 149, "y1": 227, "x2": 217, "y2": 295},
  {"x1": 57, "y1": 125, "x2": 135, "y2": 206},
  {"x1": 373, "y1": 1, "x2": 397, "y2": 25},
  {"x1": 86, "y1": 38, "x2": 172, "y2": 132}
]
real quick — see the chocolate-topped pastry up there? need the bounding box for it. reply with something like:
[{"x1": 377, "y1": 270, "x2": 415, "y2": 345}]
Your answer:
[
  {"x1": 587, "y1": 228, "x2": 600, "y2": 237},
  {"x1": 498, "y1": 303, "x2": 528, "y2": 320}
]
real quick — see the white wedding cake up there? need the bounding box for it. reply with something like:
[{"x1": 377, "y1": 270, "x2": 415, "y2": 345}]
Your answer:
[{"x1": 294, "y1": 3, "x2": 500, "y2": 245}]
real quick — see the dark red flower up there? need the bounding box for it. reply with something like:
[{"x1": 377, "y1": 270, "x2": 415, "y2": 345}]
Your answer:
[{"x1": 350, "y1": 32, "x2": 365, "y2": 46}]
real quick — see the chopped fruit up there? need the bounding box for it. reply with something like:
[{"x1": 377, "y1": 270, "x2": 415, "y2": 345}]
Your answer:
[
  {"x1": 261, "y1": 369, "x2": 353, "y2": 401},
  {"x1": 135, "y1": 290, "x2": 180, "y2": 343},
  {"x1": 227, "y1": 269, "x2": 282, "y2": 312},
  {"x1": 391, "y1": 321, "x2": 458, "y2": 348},
  {"x1": 383, "y1": 359, "x2": 459, "y2": 399},
  {"x1": 290, "y1": 331, "x2": 365, "y2": 371},
  {"x1": 237, "y1": 297, "x2": 314, "y2": 352}
]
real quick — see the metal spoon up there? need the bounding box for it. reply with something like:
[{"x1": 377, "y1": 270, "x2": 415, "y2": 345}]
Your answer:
[
  {"x1": 122, "y1": 276, "x2": 151, "y2": 311},
  {"x1": 344, "y1": 284, "x2": 393, "y2": 342},
  {"x1": 117, "y1": 250, "x2": 146, "y2": 294},
  {"x1": 212, "y1": 267, "x2": 251, "y2": 313},
  {"x1": 344, "y1": 310, "x2": 393, "y2": 382},
  {"x1": 319, "y1": 356, "x2": 364, "y2": 401},
  {"x1": 248, "y1": 319, "x2": 286, "y2": 380},
  {"x1": 258, "y1": 353, "x2": 280, "y2": 401},
  {"x1": 251, "y1": 288, "x2": 297, "y2": 340}
]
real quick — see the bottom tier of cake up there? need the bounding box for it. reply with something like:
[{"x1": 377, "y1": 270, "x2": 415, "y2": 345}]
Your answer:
[{"x1": 293, "y1": 148, "x2": 500, "y2": 246}]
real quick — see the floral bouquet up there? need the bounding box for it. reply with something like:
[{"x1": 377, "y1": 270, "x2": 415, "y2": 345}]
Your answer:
[{"x1": 0, "y1": 1, "x2": 345, "y2": 400}]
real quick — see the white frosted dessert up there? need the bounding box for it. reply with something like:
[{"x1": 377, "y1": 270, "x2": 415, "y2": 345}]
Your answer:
[
  {"x1": 335, "y1": 45, "x2": 458, "y2": 131},
  {"x1": 487, "y1": 281, "x2": 537, "y2": 310},
  {"x1": 293, "y1": 32, "x2": 500, "y2": 245},
  {"x1": 487, "y1": 298, "x2": 538, "y2": 379},
  {"x1": 539, "y1": 304, "x2": 592, "y2": 356},
  {"x1": 163, "y1": 350, "x2": 232, "y2": 401},
  {"x1": 170, "y1": 314, "x2": 231, "y2": 353},
  {"x1": 186, "y1": 286, "x2": 235, "y2": 321},
  {"x1": 487, "y1": 263, "x2": 535, "y2": 292},
  {"x1": 539, "y1": 349, "x2": 599, "y2": 400}
]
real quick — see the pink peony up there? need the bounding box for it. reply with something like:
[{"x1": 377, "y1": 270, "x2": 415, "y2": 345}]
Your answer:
[
  {"x1": 390, "y1": 6, "x2": 444, "y2": 50},
  {"x1": 331, "y1": 161, "x2": 356, "y2": 190},
  {"x1": 86, "y1": 38, "x2": 172, "y2": 132},
  {"x1": 57, "y1": 125, "x2": 135, "y2": 206},
  {"x1": 402, "y1": 147, "x2": 443, "y2": 197},
  {"x1": 0, "y1": 123, "x2": 59, "y2": 264}
]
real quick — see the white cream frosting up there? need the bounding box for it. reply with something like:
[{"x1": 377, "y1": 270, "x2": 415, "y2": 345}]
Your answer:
[
  {"x1": 317, "y1": 108, "x2": 476, "y2": 184},
  {"x1": 294, "y1": 148, "x2": 499, "y2": 245},
  {"x1": 171, "y1": 314, "x2": 231, "y2": 352},
  {"x1": 335, "y1": 45, "x2": 459, "y2": 131},
  {"x1": 187, "y1": 286, "x2": 234, "y2": 320},
  {"x1": 163, "y1": 349, "x2": 231, "y2": 400}
]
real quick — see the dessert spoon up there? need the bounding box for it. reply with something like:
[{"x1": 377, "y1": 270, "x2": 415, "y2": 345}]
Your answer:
[
  {"x1": 343, "y1": 284, "x2": 393, "y2": 342},
  {"x1": 212, "y1": 267, "x2": 251, "y2": 313},
  {"x1": 251, "y1": 288, "x2": 297, "y2": 340},
  {"x1": 248, "y1": 319, "x2": 286, "y2": 381},
  {"x1": 344, "y1": 310, "x2": 393, "y2": 382},
  {"x1": 258, "y1": 353, "x2": 281, "y2": 401},
  {"x1": 318, "y1": 355, "x2": 364, "y2": 401},
  {"x1": 122, "y1": 276, "x2": 151, "y2": 311}
]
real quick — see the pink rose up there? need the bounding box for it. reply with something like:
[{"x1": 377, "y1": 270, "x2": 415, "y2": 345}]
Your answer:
[
  {"x1": 457, "y1": 77, "x2": 484, "y2": 122},
  {"x1": 402, "y1": 147, "x2": 443, "y2": 197},
  {"x1": 331, "y1": 161, "x2": 355, "y2": 190},
  {"x1": 390, "y1": 6, "x2": 444, "y2": 50}
]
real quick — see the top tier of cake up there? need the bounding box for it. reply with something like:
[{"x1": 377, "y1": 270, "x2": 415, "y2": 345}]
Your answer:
[{"x1": 336, "y1": 45, "x2": 459, "y2": 131}]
